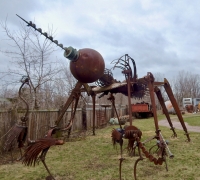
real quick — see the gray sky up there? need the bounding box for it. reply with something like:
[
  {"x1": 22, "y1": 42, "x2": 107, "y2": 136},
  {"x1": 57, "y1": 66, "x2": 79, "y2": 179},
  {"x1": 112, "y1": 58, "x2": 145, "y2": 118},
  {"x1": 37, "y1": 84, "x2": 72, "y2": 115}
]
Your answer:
[{"x1": 0, "y1": 0, "x2": 200, "y2": 83}]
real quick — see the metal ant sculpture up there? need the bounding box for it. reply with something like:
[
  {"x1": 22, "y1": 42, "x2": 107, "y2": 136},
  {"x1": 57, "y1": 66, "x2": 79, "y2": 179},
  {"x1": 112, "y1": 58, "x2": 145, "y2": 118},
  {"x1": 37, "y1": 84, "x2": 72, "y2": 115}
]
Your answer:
[
  {"x1": 93, "y1": 54, "x2": 191, "y2": 179},
  {"x1": 8, "y1": 15, "x2": 190, "y2": 180}
]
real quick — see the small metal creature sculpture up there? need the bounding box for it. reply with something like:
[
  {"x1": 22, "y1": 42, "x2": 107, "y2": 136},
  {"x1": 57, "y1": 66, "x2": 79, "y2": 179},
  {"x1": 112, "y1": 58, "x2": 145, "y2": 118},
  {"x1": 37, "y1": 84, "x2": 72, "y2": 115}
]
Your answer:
[
  {"x1": 4, "y1": 76, "x2": 30, "y2": 161},
  {"x1": 23, "y1": 128, "x2": 64, "y2": 180},
  {"x1": 14, "y1": 15, "x2": 190, "y2": 180}
]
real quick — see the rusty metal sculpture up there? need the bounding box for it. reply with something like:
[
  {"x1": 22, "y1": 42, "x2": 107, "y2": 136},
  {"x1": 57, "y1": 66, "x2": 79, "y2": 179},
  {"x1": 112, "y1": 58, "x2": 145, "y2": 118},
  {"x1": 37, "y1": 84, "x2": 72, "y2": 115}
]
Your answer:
[
  {"x1": 12, "y1": 14, "x2": 191, "y2": 180},
  {"x1": 4, "y1": 76, "x2": 30, "y2": 161},
  {"x1": 23, "y1": 129, "x2": 64, "y2": 180},
  {"x1": 92, "y1": 54, "x2": 191, "y2": 179}
]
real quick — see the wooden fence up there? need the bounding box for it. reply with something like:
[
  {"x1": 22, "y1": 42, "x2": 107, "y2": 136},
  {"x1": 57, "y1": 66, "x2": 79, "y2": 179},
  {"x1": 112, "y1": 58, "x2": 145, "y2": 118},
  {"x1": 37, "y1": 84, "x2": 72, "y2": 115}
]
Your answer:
[{"x1": 0, "y1": 105, "x2": 128, "y2": 151}]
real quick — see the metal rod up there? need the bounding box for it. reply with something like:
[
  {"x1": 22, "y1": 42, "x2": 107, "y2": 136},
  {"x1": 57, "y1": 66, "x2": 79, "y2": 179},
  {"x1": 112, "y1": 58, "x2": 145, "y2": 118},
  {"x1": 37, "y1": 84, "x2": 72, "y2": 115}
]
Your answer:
[
  {"x1": 154, "y1": 86, "x2": 177, "y2": 137},
  {"x1": 92, "y1": 94, "x2": 96, "y2": 135},
  {"x1": 159, "y1": 132, "x2": 174, "y2": 158},
  {"x1": 163, "y1": 78, "x2": 190, "y2": 141}
]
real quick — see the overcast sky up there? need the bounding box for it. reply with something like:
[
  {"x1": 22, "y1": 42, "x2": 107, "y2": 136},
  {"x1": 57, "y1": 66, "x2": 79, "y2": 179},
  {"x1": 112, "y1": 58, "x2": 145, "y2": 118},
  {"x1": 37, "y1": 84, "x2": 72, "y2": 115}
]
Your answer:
[{"x1": 0, "y1": 0, "x2": 200, "y2": 83}]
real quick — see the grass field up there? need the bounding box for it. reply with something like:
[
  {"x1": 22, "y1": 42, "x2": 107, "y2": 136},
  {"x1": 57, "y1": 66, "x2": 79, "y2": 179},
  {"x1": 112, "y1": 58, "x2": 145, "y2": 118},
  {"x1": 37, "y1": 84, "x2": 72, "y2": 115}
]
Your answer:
[{"x1": 0, "y1": 114, "x2": 200, "y2": 180}]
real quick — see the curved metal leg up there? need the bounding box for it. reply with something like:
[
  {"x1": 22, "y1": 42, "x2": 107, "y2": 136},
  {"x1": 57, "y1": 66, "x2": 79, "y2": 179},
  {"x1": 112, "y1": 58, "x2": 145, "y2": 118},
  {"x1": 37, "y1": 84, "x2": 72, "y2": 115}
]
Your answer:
[
  {"x1": 40, "y1": 148, "x2": 55, "y2": 180},
  {"x1": 133, "y1": 144, "x2": 143, "y2": 180},
  {"x1": 119, "y1": 157, "x2": 125, "y2": 180}
]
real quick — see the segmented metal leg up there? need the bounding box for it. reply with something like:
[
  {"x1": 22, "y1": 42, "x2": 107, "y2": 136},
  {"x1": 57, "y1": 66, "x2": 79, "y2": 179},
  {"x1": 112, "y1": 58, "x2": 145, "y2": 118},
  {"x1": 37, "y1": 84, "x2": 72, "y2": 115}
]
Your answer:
[{"x1": 40, "y1": 148, "x2": 55, "y2": 180}]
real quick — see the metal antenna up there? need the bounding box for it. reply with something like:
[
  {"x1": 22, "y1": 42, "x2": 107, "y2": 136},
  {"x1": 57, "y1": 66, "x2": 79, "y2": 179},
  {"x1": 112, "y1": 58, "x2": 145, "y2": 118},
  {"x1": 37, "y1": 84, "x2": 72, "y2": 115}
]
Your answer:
[{"x1": 16, "y1": 14, "x2": 65, "y2": 50}]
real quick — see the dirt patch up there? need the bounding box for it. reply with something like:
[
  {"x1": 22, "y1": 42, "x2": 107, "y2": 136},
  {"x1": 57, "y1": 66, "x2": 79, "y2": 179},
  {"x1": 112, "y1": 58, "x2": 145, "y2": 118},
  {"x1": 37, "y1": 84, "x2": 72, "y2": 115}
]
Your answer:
[{"x1": 0, "y1": 150, "x2": 21, "y2": 165}]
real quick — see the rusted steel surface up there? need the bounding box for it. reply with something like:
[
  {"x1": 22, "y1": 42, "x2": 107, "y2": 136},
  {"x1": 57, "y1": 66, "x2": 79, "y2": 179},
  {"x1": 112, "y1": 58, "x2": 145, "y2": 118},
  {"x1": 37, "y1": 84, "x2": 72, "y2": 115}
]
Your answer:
[{"x1": 69, "y1": 48, "x2": 105, "y2": 83}]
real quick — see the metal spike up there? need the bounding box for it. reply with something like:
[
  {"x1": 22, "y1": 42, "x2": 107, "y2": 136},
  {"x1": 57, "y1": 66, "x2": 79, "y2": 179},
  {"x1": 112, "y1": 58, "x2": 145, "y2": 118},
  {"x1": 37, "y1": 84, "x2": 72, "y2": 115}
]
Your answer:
[
  {"x1": 29, "y1": 21, "x2": 32, "y2": 26},
  {"x1": 48, "y1": 36, "x2": 53, "y2": 41},
  {"x1": 16, "y1": 15, "x2": 66, "y2": 50},
  {"x1": 37, "y1": 28, "x2": 42, "y2": 33},
  {"x1": 58, "y1": 44, "x2": 63, "y2": 48},
  {"x1": 32, "y1": 24, "x2": 36, "y2": 28},
  {"x1": 43, "y1": 32, "x2": 48, "y2": 37},
  {"x1": 53, "y1": 40, "x2": 58, "y2": 44}
]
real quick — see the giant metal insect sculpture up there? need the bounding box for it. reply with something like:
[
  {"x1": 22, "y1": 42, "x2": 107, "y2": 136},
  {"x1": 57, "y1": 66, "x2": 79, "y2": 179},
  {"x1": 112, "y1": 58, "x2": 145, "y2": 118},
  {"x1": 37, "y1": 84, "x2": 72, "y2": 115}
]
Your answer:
[{"x1": 4, "y1": 15, "x2": 190, "y2": 180}]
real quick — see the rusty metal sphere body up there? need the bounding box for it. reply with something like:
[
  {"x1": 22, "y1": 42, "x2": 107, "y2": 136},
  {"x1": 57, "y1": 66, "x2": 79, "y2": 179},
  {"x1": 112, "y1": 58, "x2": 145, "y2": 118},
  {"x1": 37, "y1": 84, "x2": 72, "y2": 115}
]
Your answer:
[{"x1": 69, "y1": 48, "x2": 105, "y2": 83}]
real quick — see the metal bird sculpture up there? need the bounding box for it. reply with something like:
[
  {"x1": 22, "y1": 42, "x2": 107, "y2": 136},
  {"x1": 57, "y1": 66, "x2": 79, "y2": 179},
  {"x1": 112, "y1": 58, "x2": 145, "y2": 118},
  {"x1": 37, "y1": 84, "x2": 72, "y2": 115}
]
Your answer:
[{"x1": 4, "y1": 76, "x2": 30, "y2": 161}]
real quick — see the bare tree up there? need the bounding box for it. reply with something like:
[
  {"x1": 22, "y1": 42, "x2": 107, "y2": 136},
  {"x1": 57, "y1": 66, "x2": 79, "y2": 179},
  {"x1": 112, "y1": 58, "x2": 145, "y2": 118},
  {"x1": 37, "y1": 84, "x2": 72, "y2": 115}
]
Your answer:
[
  {"x1": 171, "y1": 70, "x2": 200, "y2": 107},
  {"x1": 0, "y1": 84, "x2": 17, "y2": 99},
  {"x1": 0, "y1": 19, "x2": 62, "y2": 109},
  {"x1": 61, "y1": 63, "x2": 77, "y2": 93}
]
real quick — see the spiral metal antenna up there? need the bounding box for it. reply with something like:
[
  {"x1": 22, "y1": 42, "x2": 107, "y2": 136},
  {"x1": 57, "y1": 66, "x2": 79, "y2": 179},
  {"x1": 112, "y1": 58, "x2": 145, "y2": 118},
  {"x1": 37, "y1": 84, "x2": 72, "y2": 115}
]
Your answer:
[
  {"x1": 16, "y1": 14, "x2": 80, "y2": 61},
  {"x1": 16, "y1": 14, "x2": 105, "y2": 83},
  {"x1": 16, "y1": 14, "x2": 65, "y2": 50}
]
